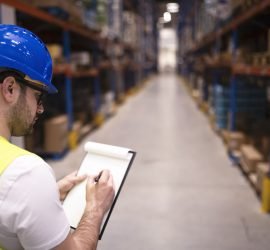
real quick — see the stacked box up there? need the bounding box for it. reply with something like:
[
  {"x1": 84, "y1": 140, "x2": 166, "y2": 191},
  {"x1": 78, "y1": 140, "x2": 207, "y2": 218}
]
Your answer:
[
  {"x1": 123, "y1": 11, "x2": 138, "y2": 47},
  {"x1": 47, "y1": 44, "x2": 64, "y2": 65},
  {"x1": 230, "y1": 0, "x2": 245, "y2": 16},
  {"x1": 213, "y1": 85, "x2": 230, "y2": 129},
  {"x1": 211, "y1": 78, "x2": 268, "y2": 130},
  {"x1": 44, "y1": 115, "x2": 68, "y2": 153},
  {"x1": 256, "y1": 163, "x2": 270, "y2": 193},
  {"x1": 139, "y1": 0, "x2": 156, "y2": 70},
  {"x1": 82, "y1": 0, "x2": 108, "y2": 31},
  {"x1": 242, "y1": 0, "x2": 262, "y2": 11},
  {"x1": 194, "y1": 2, "x2": 216, "y2": 42},
  {"x1": 247, "y1": 120, "x2": 270, "y2": 160},
  {"x1": 103, "y1": 91, "x2": 116, "y2": 117},
  {"x1": 96, "y1": 0, "x2": 108, "y2": 32},
  {"x1": 73, "y1": 120, "x2": 83, "y2": 139},
  {"x1": 72, "y1": 78, "x2": 94, "y2": 123},
  {"x1": 83, "y1": 9, "x2": 97, "y2": 29},
  {"x1": 70, "y1": 51, "x2": 92, "y2": 71},
  {"x1": 223, "y1": 131, "x2": 246, "y2": 151},
  {"x1": 228, "y1": 80, "x2": 267, "y2": 133},
  {"x1": 260, "y1": 136, "x2": 270, "y2": 161},
  {"x1": 107, "y1": 0, "x2": 122, "y2": 39},
  {"x1": 33, "y1": 0, "x2": 83, "y2": 24},
  {"x1": 240, "y1": 144, "x2": 263, "y2": 173}
]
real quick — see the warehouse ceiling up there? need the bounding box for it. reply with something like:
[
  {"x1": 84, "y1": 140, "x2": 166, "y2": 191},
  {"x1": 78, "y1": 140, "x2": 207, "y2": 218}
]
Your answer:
[
  {"x1": 156, "y1": 0, "x2": 232, "y2": 31},
  {"x1": 155, "y1": 0, "x2": 196, "y2": 31}
]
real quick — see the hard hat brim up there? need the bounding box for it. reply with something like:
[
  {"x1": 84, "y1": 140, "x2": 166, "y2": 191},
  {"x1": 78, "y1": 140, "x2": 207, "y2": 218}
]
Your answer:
[{"x1": 0, "y1": 59, "x2": 58, "y2": 94}]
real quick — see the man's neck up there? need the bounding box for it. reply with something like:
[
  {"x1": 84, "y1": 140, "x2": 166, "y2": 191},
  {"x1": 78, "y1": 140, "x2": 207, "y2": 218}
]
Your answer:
[{"x1": 0, "y1": 117, "x2": 11, "y2": 140}]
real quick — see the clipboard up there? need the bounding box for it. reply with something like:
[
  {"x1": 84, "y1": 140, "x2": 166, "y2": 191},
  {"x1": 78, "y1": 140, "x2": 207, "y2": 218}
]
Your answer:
[{"x1": 62, "y1": 141, "x2": 136, "y2": 240}]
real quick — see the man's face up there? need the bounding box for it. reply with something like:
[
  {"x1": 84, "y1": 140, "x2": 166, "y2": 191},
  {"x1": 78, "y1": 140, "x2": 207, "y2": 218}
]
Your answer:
[{"x1": 9, "y1": 84, "x2": 44, "y2": 136}]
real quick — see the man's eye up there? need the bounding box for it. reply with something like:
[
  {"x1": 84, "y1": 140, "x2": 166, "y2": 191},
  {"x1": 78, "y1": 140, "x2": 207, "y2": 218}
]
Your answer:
[{"x1": 35, "y1": 93, "x2": 43, "y2": 105}]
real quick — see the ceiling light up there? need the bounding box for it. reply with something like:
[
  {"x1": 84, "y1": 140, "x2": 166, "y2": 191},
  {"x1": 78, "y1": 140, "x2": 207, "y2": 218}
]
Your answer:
[
  {"x1": 163, "y1": 12, "x2": 171, "y2": 22},
  {"x1": 167, "y1": 3, "x2": 179, "y2": 13}
]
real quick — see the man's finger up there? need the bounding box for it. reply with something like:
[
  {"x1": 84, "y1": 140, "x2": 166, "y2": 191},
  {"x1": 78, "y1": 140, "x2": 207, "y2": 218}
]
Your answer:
[
  {"x1": 70, "y1": 170, "x2": 77, "y2": 175},
  {"x1": 87, "y1": 175, "x2": 96, "y2": 185},
  {"x1": 108, "y1": 174, "x2": 114, "y2": 187},
  {"x1": 73, "y1": 174, "x2": 87, "y2": 184},
  {"x1": 99, "y1": 170, "x2": 110, "y2": 182}
]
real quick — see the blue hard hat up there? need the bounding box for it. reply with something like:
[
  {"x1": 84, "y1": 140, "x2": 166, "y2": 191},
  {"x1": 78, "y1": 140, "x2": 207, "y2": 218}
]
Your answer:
[{"x1": 0, "y1": 24, "x2": 57, "y2": 93}]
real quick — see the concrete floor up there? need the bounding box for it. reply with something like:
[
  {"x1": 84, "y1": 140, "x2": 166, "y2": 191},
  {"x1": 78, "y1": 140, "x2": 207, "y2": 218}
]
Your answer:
[{"x1": 49, "y1": 73, "x2": 270, "y2": 250}]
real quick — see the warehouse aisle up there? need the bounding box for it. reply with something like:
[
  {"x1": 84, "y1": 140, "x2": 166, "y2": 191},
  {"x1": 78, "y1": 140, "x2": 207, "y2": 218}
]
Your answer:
[{"x1": 49, "y1": 73, "x2": 270, "y2": 250}]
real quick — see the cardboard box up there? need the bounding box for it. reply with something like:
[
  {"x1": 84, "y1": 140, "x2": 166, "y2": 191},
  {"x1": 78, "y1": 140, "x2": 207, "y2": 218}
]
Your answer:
[
  {"x1": 68, "y1": 120, "x2": 82, "y2": 150},
  {"x1": 221, "y1": 130, "x2": 229, "y2": 143},
  {"x1": 226, "y1": 131, "x2": 246, "y2": 150},
  {"x1": 72, "y1": 120, "x2": 83, "y2": 142},
  {"x1": 256, "y1": 163, "x2": 270, "y2": 193},
  {"x1": 44, "y1": 115, "x2": 68, "y2": 153},
  {"x1": 81, "y1": 124, "x2": 92, "y2": 138},
  {"x1": 240, "y1": 144, "x2": 263, "y2": 172},
  {"x1": 47, "y1": 44, "x2": 63, "y2": 64},
  {"x1": 71, "y1": 52, "x2": 92, "y2": 66},
  {"x1": 260, "y1": 136, "x2": 270, "y2": 161},
  {"x1": 103, "y1": 91, "x2": 116, "y2": 116}
]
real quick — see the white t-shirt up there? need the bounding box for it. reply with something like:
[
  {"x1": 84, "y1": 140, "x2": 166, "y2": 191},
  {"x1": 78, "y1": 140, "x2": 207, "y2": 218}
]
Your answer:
[{"x1": 0, "y1": 155, "x2": 70, "y2": 250}]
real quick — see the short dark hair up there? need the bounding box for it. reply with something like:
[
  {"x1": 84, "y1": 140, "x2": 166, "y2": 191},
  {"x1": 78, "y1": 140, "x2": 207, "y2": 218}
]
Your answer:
[{"x1": 0, "y1": 70, "x2": 27, "y2": 93}]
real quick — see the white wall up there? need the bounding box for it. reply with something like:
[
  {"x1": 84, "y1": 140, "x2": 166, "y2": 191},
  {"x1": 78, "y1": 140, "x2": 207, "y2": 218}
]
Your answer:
[{"x1": 158, "y1": 28, "x2": 178, "y2": 72}]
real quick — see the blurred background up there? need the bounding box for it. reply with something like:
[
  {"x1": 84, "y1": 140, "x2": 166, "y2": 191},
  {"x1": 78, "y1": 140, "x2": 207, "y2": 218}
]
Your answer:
[{"x1": 3, "y1": 0, "x2": 270, "y2": 249}]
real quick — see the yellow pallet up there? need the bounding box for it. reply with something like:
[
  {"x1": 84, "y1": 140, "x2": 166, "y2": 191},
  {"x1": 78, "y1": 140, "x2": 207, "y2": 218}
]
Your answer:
[
  {"x1": 93, "y1": 113, "x2": 105, "y2": 127},
  {"x1": 127, "y1": 87, "x2": 137, "y2": 96},
  {"x1": 261, "y1": 175, "x2": 270, "y2": 213},
  {"x1": 117, "y1": 93, "x2": 126, "y2": 104},
  {"x1": 68, "y1": 130, "x2": 78, "y2": 150}
]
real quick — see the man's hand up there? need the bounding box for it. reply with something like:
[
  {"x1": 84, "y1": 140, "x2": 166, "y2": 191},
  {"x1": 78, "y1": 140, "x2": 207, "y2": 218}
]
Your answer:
[
  {"x1": 86, "y1": 170, "x2": 115, "y2": 217},
  {"x1": 57, "y1": 171, "x2": 87, "y2": 201},
  {"x1": 54, "y1": 170, "x2": 115, "y2": 250}
]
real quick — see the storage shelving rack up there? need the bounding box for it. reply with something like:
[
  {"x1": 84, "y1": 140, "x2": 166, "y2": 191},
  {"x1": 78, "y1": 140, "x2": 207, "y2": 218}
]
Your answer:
[
  {"x1": 0, "y1": 0, "x2": 157, "y2": 158},
  {"x1": 179, "y1": 0, "x2": 270, "y2": 195}
]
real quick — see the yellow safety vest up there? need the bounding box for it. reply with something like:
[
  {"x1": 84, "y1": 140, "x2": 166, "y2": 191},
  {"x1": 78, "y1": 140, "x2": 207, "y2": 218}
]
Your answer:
[
  {"x1": 0, "y1": 136, "x2": 33, "y2": 175},
  {"x1": 0, "y1": 136, "x2": 33, "y2": 250}
]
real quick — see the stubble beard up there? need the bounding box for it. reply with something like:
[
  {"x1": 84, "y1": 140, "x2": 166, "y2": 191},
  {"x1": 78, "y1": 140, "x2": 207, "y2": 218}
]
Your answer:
[{"x1": 9, "y1": 93, "x2": 35, "y2": 136}]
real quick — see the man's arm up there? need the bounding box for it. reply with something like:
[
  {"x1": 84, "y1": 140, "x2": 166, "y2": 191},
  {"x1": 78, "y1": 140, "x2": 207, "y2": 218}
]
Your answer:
[{"x1": 54, "y1": 170, "x2": 115, "y2": 250}]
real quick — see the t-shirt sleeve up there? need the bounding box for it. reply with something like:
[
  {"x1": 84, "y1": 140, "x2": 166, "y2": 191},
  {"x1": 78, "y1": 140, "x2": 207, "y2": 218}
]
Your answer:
[{"x1": 2, "y1": 155, "x2": 70, "y2": 250}]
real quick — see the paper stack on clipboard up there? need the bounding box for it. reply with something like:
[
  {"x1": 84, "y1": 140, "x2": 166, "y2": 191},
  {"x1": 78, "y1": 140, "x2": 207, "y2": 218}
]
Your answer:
[{"x1": 62, "y1": 141, "x2": 136, "y2": 239}]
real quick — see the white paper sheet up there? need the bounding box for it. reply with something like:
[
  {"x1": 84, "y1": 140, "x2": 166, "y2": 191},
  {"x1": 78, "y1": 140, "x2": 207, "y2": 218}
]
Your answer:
[{"x1": 62, "y1": 141, "x2": 134, "y2": 236}]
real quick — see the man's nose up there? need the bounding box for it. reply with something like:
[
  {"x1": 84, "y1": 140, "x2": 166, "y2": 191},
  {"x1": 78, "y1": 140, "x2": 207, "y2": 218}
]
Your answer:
[{"x1": 37, "y1": 104, "x2": 44, "y2": 114}]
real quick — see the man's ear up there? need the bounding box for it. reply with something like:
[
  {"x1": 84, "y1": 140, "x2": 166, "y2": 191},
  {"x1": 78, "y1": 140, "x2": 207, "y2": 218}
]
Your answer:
[{"x1": 1, "y1": 76, "x2": 19, "y2": 103}]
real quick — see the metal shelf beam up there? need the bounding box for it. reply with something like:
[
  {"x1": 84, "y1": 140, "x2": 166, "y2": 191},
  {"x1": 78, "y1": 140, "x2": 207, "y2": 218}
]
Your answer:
[
  {"x1": 189, "y1": 0, "x2": 270, "y2": 53},
  {"x1": 0, "y1": 0, "x2": 99, "y2": 41}
]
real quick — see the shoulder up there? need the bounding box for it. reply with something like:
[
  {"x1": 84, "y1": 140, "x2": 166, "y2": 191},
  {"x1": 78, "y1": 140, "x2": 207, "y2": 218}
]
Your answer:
[
  {"x1": 0, "y1": 155, "x2": 70, "y2": 250},
  {"x1": 3, "y1": 154, "x2": 54, "y2": 180},
  {"x1": 0, "y1": 138, "x2": 39, "y2": 174},
  {"x1": 0, "y1": 154, "x2": 56, "y2": 205}
]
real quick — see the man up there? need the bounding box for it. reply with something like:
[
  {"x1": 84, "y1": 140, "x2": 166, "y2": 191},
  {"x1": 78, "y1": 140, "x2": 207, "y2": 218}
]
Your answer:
[{"x1": 0, "y1": 24, "x2": 115, "y2": 250}]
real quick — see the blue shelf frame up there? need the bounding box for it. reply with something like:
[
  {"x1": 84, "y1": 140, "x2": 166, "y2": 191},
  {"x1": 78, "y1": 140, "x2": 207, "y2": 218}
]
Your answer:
[
  {"x1": 229, "y1": 29, "x2": 238, "y2": 131},
  {"x1": 63, "y1": 30, "x2": 73, "y2": 130},
  {"x1": 93, "y1": 76, "x2": 101, "y2": 114},
  {"x1": 62, "y1": 30, "x2": 104, "y2": 128},
  {"x1": 92, "y1": 47, "x2": 101, "y2": 114}
]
